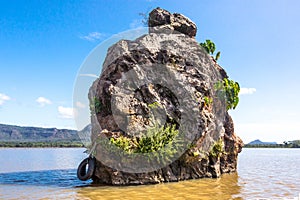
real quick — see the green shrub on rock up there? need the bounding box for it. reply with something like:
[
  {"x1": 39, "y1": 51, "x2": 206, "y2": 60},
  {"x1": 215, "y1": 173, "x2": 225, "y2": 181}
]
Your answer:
[
  {"x1": 109, "y1": 124, "x2": 179, "y2": 154},
  {"x1": 200, "y1": 39, "x2": 221, "y2": 61},
  {"x1": 209, "y1": 140, "x2": 224, "y2": 158},
  {"x1": 215, "y1": 78, "x2": 240, "y2": 110}
]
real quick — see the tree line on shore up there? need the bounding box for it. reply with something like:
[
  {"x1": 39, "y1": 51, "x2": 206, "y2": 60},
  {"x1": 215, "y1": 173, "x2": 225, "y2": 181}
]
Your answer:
[
  {"x1": 0, "y1": 141, "x2": 84, "y2": 148},
  {"x1": 245, "y1": 140, "x2": 300, "y2": 148}
]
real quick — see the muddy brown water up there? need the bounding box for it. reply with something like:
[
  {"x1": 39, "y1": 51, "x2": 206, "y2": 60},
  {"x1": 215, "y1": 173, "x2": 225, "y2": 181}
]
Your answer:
[{"x1": 0, "y1": 148, "x2": 299, "y2": 199}]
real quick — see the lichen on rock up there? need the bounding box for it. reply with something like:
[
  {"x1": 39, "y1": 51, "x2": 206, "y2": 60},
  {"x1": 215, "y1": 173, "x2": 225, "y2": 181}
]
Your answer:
[{"x1": 88, "y1": 7, "x2": 243, "y2": 185}]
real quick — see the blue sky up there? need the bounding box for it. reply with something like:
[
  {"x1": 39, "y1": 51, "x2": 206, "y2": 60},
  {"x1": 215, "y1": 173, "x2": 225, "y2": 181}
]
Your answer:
[{"x1": 0, "y1": 0, "x2": 300, "y2": 143}]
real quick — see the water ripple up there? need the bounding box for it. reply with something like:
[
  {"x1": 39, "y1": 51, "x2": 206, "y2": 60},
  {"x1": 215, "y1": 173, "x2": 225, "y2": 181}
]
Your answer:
[
  {"x1": 0, "y1": 169, "x2": 91, "y2": 188},
  {"x1": 0, "y1": 148, "x2": 300, "y2": 199}
]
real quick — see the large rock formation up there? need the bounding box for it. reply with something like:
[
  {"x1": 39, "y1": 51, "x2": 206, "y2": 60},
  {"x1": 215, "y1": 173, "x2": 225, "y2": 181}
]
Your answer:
[{"x1": 88, "y1": 8, "x2": 243, "y2": 185}]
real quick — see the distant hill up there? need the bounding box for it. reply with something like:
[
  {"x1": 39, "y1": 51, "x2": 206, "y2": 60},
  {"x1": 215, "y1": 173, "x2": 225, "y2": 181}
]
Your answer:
[
  {"x1": 0, "y1": 123, "x2": 80, "y2": 142},
  {"x1": 245, "y1": 139, "x2": 300, "y2": 148},
  {"x1": 247, "y1": 139, "x2": 277, "y2": 145}
]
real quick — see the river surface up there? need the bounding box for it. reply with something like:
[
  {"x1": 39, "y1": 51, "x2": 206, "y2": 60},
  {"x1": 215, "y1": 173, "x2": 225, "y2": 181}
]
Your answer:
[{"x1": 0, "y1": 148, "x2": 299, "y2": 200}]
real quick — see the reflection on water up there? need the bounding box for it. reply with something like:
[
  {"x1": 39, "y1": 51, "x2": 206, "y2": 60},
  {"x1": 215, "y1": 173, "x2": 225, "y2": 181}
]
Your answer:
[
  {"x1": 0, "y1": 169, "x2": 91, "y2": 200},
  {"x1": 0, "y1": 148, "x2": 300, "y2": 200},
  {"x1": 0, "y1": 170, "x2": 241, "y2": 200},
  {"x1": 76, "y1": 173, "x2": 242, "y2": 200}
]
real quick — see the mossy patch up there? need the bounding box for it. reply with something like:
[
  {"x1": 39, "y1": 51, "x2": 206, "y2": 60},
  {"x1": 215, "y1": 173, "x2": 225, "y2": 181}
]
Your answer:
[{"x1": 209, "y1": 139, "x2": 224, "y2": 158}]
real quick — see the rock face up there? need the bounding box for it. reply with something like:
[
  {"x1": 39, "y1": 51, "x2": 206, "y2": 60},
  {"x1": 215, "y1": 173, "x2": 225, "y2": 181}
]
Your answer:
[
  {"x1": 88, "y1": 8, "x2": 243, "y2": 185},
  {"x1": 148, "y1": 7, "x2": 197, "y2": 38}
]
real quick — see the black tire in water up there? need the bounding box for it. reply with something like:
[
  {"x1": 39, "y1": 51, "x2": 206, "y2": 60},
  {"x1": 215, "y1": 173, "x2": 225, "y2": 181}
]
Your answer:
[{"x1": 77, "y1": 157, "x2": 95, "y2": 181}]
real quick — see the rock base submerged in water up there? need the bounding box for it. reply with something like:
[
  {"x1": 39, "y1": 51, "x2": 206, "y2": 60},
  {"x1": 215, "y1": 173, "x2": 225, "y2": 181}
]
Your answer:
[{"x1": 88, "y1": 8, "x2": 243, "y2": 185}]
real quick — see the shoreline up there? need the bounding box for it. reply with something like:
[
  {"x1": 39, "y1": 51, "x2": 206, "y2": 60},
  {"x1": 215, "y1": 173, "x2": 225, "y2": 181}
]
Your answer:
[{"x1": 0, "y1": 141, "x2": 84, "y2": 148}]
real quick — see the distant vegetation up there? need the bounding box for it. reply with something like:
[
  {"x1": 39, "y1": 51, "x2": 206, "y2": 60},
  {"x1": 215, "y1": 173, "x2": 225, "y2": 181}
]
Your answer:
[
  {"x1": 0, "y1": 141, "x2": 84, "y2": 148},
  {"x1": 282, "y1": 140, "x2": 300, "y2": 148},
  {"x1": 244, "y1": 140, "x2": 300, "y2": 148}
]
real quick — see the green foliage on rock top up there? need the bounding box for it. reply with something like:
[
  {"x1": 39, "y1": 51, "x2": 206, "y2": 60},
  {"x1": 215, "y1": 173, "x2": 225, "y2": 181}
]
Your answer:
[{"x1": 200, "y1": 39, "x2": 221, "y2": 61}]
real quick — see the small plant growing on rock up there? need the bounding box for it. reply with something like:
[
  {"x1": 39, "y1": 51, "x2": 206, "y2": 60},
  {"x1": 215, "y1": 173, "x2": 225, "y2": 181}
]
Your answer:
[
  {"x1": 215, "y1": 78, "x2": 240, "y2": 110},
  {"x1": 139, "y1": 7, "x2": 153, "y2": 26},
  {"x1": 136, "y1": 124, "x2": 178, "y2": 153},
  {"x1": 90, "y1": 97, "x2": 103, "y2": 114},
  {"x1": 203, "y1": 96, "x2": 213, "y2": 107},
  {"x1": 94, "y1": 97, "x2": 102, "y2": 114},
  {"x1": 209, "y1": 139, "x2": 224, "y2": 158},
  {"x1": 109, "y1": 123, "x2": 179, "y2": 155},
  {"x1": 90, "y1": 96, "x2": 111, "y2": 114},
  {"x1": 110, "y1": 136, "x2": 133, "y2": 153},
  {"x1": 148, "y1": 101, "x2": 161, "y2": 109},
  {"x1": 200, "y1": 39, "x2": 221, "y2": 61}
]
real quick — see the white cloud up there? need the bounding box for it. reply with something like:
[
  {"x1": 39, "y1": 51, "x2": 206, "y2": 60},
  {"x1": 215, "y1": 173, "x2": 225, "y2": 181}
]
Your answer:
[
  {"x1": 0, "y1": 93, "x2": 10, "y2": 105},
  {"x1": 80, "y1": 32, "x2": 105, "y2": 42},
  {"x1": 36, "y1": 97, "x2": 52, "y2": 107},
  {"x1": 58, "y1": 106, "x2": 74, "y2": 119},
  {"x1": 240, "y1": 88, "x2": 256, "y2": 95},
  {"x1": 76, "y1": 101, "x2": 86, "y2": 109}
]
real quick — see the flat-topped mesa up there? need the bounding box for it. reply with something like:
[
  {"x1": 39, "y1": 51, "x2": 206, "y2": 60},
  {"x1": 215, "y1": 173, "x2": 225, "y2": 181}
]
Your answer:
[{"x1": 148, "y1": 7, "x2": 197, "y2": 38}]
